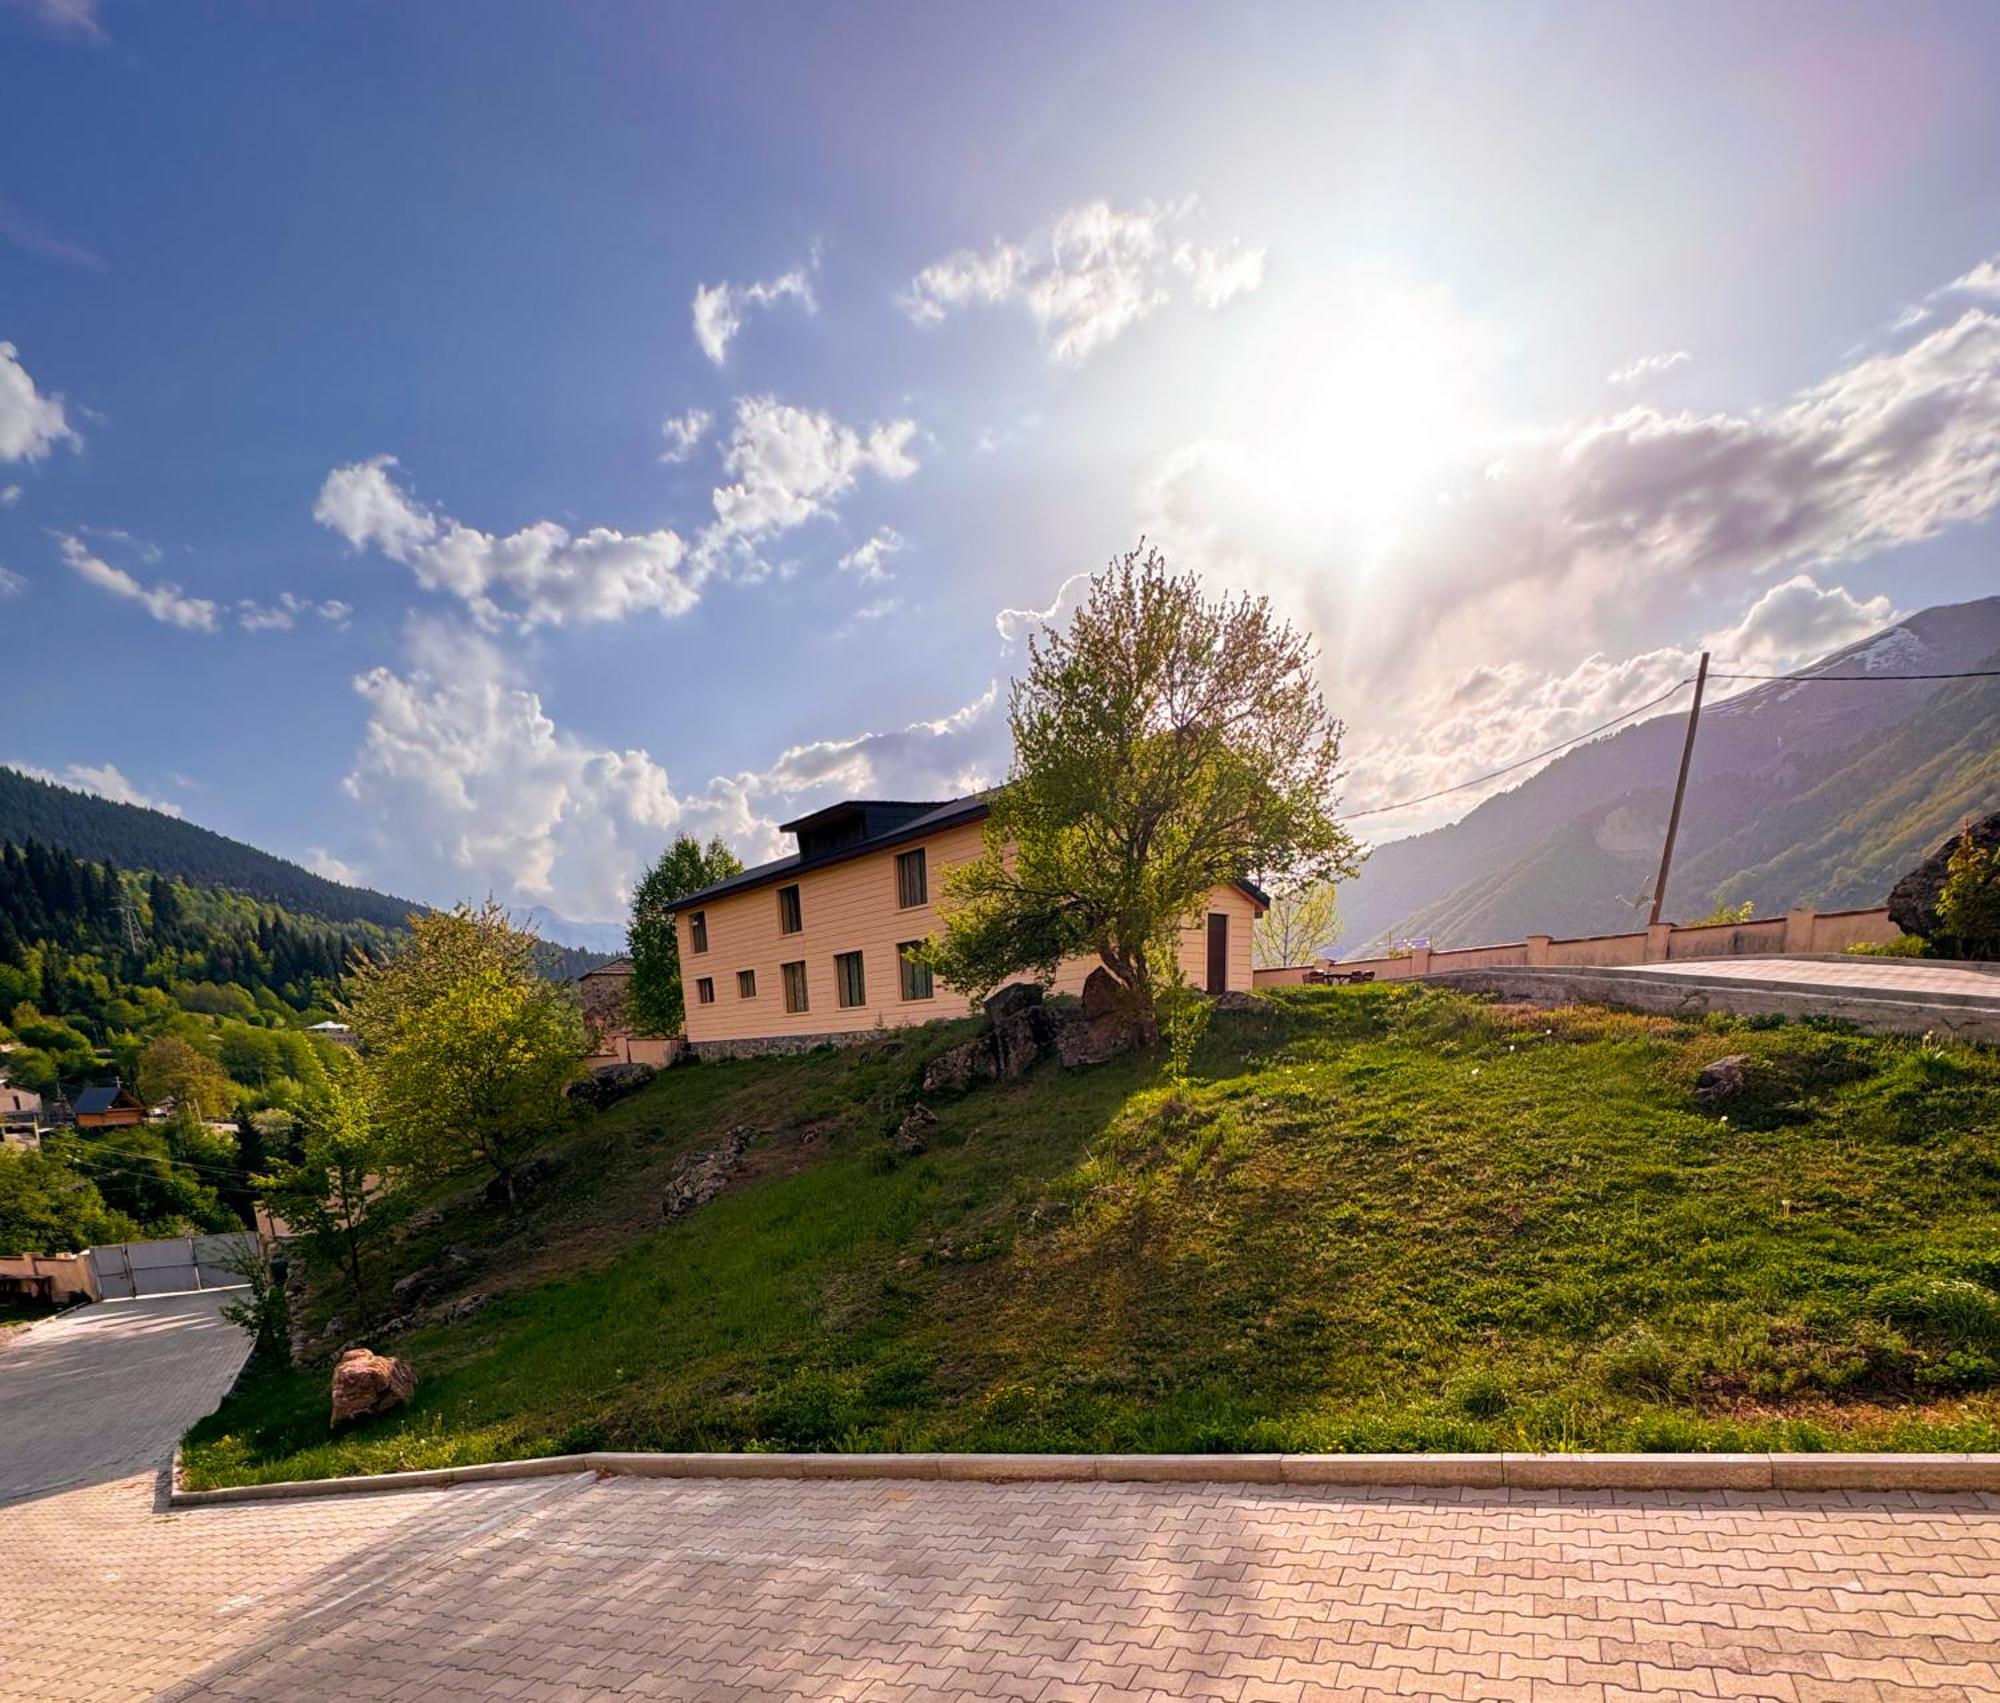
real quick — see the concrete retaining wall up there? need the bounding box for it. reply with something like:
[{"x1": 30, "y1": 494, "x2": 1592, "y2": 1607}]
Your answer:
[{"x1": 1255, "y1": 906, "x2": 1902, "y2": 988}]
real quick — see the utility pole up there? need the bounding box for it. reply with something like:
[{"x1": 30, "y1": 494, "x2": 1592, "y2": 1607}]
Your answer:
[{"x1": 1648, "y1": 651, "x2": 1709, "y2": 927}]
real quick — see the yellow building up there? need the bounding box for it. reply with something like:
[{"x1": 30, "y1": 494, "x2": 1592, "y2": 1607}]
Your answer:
[{"x1": 674, "y1": 795, "x2": 1265, "y2": 1056}]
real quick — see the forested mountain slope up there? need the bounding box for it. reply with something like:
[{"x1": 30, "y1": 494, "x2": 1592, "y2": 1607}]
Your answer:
[
  {"x1": 0, "y1": 767, "x2": 423, "y2": 931},
  {"x1": 1342, "y1": 596, "x2": 2000, "y2": 951}
]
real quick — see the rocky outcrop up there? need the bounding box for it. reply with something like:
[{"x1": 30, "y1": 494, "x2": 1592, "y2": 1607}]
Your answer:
[
  {"x1": 566, "y1": 1061, "x2": 658, "y2": 1111},
  {"x1": 890, "y1": 1103, "x2": 937, "y2": 1155},
  {"x1": 1053, "y1": 967, "x2": 1140, "y2": 1069},
  {"x1": 663, "y1": 1125, "x2": 756, "y2": 1219},
  {"x1": 330, "y1": 1346, "x2": 416, "y2": 1429},
  {"x1": 921, "y1": 984, "x2": 1059, "y2": 1093},
  {"x1": 1889, "y1": 812, "x2": 2000, "y2": 944}
]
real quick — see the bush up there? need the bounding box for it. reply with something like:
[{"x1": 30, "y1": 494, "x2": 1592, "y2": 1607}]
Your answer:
[
  {"x1": 1937, "y1": 831, "x2": 2000, "y2": 960},
  {"x1": 1847, "y1": 934, "x2": 1932, "y2": 958}
]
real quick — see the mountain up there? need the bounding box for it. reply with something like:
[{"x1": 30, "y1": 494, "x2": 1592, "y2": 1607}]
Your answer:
[
  {"x1": 1341, "y1": 595, "x2": 2000, "y2": 952},
  {"x1": 515, "y1": 905, "x2": 628, "y2": 955},
  {"x1": 0, "y1": 767, "x2": 425, "y2": 932}
]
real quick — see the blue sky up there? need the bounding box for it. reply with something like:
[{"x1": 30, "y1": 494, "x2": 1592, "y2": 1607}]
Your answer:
[{"x1": 4, "y1": 0, "x2": 1999, "y2": 926}]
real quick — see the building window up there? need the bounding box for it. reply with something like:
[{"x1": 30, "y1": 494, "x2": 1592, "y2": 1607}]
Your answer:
[
  {"x1": 777, "y1": 884, "x2": 803, "y2": 935},
  {"x1": 898, "y1": 941, "x2": 934, "y2": 1001},
  {"x1": 695, "y1": 976, "x2": 715, "y2": 1005},
  {"x1": 895, "y1": 847, "x2": 928, "y2": 909},
  {"x1": 782, "y1": 959, "x2": 808, "y2": 1013},
  {"x1": 688, "y1": 911, "x2": 708, "y2": 954},
  {"x1": 737, "y1": 969, "x2": 756, "y2": 1000},
  {"x1": 835, "y1": 950, "x2": 866, "y2": 1009}
]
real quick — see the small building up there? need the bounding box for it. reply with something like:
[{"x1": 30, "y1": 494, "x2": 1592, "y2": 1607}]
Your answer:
[
  {"x1": 0, "y1": 1080, "x2": 43, "y2": 1150},
  {"x1": 73, "y1": 1083, "x2": 146, "y2": 1130},
  {"x1": 574, "y1": 957, "x2": 678, "y2": 1069},
  {"x1": 673, "y1": 793, "x2": 1266, "y2": 1057},
  {"x1": 305, "y1": 1019, "x2": 357, "y2": 1048}
]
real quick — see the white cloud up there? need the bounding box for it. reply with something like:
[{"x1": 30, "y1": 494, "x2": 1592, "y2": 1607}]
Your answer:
[
  {"x1": 0, "y1": 566, "x2": 24, "y2": 598},
  {"x1": 340, "y1": 618, "x2": 1002, "y2": 918},
  {"x1": 303, "y1": 847, "x2": 359, "y2": 884},
  {"x1": 1945, "y1": 256, "x2": 2000, "y2": 299},
  {"x1": 8, "y1": 759, "x2": 181, "y2": 816},
  {"x1": 1607, "y1": 349, "x2": 1691, "y2": 386},
  {"x1": 314, "y1": 454, "x2": 696, "y2": 628},
  {"x1": 659, "y1": 406, "x2": 712, "y2": 464},
  {"x1": 995, "y1": 571, "x2": 1090, "y2": 645},
  {"x1": 901, "y1": 198, "x2": 1265, "y2": 364},
  {"x1": 691, "y1": 263, "x2": 815, "y2": 365},
  {"x1": 838, "y1": 526, "x2": 903, "y2": 582},
  {"x1": 707, "y1": 396, "x2": 918, "y2": 544},
  {"x1": 58, "y1": 533, "x2": 217, "y2": 631},
  {"x1": 3, "y1": 0, "x2": 104, "y2": 39},
  {"x1": 1, "y1": 484, "x2": 21, "y2": 508},
  {"x1": 0, "y1": 342, "x2": 79, "y2": 463},
  {"x1": 236, "y1": 592, "x2": 353, "y2": 632},
  {"x1": 1701, "y1": 574, "x2": 1896, "y2": 672}
]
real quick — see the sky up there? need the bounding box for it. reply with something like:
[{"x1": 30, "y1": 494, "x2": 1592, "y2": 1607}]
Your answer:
[{"x1": 3, "y1": 0, "x2": 1999, "y2": 929}]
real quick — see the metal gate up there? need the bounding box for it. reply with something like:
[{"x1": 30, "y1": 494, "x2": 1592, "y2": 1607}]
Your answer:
[{"x1": 87, "y1": 1233, "x2": 256, "y2": 1299}]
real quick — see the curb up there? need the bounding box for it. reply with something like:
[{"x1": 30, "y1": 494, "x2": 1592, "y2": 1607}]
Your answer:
[{"x1": 167, "y1": 1447, "x2": 2000, "y2": 1506}]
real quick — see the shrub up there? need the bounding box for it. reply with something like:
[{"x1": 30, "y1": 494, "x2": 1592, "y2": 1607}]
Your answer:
[{"x1": 1937, "y1": 830, "x2": 2000, "y2": 960}]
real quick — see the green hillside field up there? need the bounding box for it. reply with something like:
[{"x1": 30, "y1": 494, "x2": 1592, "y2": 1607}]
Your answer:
[{"x1": 185, "y1": 985, "x2": 2000, "y2": 1486}]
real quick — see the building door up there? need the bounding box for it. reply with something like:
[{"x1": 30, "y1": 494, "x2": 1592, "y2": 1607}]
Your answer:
[{"x1": 1206, "y1": 912, "x2": 1229, "y2": 994}]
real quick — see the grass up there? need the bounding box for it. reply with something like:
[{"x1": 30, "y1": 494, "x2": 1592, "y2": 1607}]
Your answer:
[{"x1": 182, "y1": 987, "x2": 2000, "y2": 1486}]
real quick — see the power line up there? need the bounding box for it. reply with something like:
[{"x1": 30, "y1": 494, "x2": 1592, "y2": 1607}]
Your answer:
[
  {"x1": 1707, "y1": 667, "x2": 2000, "y2": 683},
  {"x1": 1345, "y1": 680, "x2": 1693, "y2": 820}
]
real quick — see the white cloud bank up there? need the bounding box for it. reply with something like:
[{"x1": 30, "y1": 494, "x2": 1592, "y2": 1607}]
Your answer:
[
  {"x1": 710, "y1": 396, "x2": 917, "y2": 541},
  {"x1": 658, "y1": 406, "x2": 711, "y2": 463},
  {"x1": 691, "y1": 262, "x2": 815, "y2": 365},
  {"x1": 901, "y1": 198, "x2": 1264, "y2": 364},
  {"x1": 1141, "y1": 297, "x2": 2000, "y2": 828},
  {"x1": 0, "y1": 342, "x2": 79, "y2": 463},
  {"x1": 336, "y1": 619, "x2": 1002, "y2": 920}
]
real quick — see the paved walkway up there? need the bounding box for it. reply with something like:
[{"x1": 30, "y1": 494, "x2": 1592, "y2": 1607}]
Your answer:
[
  {"x1": 8, "y1": 1300, "x2": 2000, "y2": 1700},
  {"x1": 1620, "y1": 956, "x2": 2000, "y2": 1000}
]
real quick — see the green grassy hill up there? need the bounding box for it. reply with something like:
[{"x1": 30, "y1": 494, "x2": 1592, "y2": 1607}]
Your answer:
[{"x1": 186, "y1": 987, "x2": 2000, "y2": 1485}]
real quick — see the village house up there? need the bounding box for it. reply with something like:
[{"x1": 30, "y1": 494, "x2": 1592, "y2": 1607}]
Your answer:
[
  {"x1": 0, "y1": 1079, "x2": 44, "y2": 1150},
  {"x1": 573, "y1": 957, "x2": 678, "y2": 1068},
  {"x1": 673, "y1": 794, "x2": 1265, "y2": 1057},
  {"x1": 72, "y1": 1083, "x2": 147, "y2": 1130}
]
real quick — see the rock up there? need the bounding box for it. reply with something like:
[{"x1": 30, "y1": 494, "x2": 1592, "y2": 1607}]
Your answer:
[
  {"x1": 405, "y1": 1207, "x2": 442, "y2": 1234},
  {"x1": 891, "y1": 1103, "x2": 938, "y2": 1155},
  {"x1": 1889, "y1": 812, "x2": 2000, "y2": 944},
  {"x1": 566, "y1": 1061, "x2": 658, "y2": 1112},
  {"x1": 484, "y1": 1154, "x2": 561, "y2": 1207},
  {"x1": 982, "y1": 983, "x2": 1045, "y2": 1023},
  {"x1": 1693, "y1": 1054, "x2": 1752, "y2": 1105},
  {"x1": 330, "y1": 1346, "x2": 417, "y2": 1429},
  {"x1": 921, "y1": 1037, "x2": 991, "y2": 1095},
  {"x1": 438, "y1": 1292, "x2": 489, "y2": 1324},
  {"x1": 663, "y1": 1125, "x2": 756, "y2": 1219},
  {"x1": 1056, "y1": 966, "x2": 1139, "y2": 1069},
  {"x1": 1211, "y1": 989, "x2": 1261, "y2": 1013},
  {"x1": 390, "y1": 1268, "x2": 434, "y2": 1305}
]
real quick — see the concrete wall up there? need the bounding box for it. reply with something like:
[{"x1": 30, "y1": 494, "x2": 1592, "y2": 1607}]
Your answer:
[
  {"x1": 1253, "y1": 906, "x2": 1902, "y2": 989},
  {"x1": 678, "y1": 818, "x2": 1260, "y2": 1047}
]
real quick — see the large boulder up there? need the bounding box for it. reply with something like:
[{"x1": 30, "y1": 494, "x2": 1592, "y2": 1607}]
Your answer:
[
  {"x1": 1889, "y1": 812, "x2": 2000, "y2": 942},
  {"x1": 330, "y1": 1346, "x2": 417, "y2": 1429},
  {"x1": 1055, "y1": 967, "x2": 1140, "y2": 1069},
  {"x1": 920, "y1": 985, "x2": 1055, "y2": 1093},
  {"x1": 566, "y1": 1061, "x2": 657, "y2": 1112},
  {"x1": 1692, "y1": 1054, "x2": 1752, "y2": 1106}
]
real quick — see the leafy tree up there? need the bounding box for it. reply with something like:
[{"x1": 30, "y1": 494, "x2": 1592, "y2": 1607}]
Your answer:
[
  {"x1": 927, "y1": 543, "x2": 1359, "y2": 1032},
  {"x1": 256, "y1": 1054, "x2": 383, "y2": 1324},
  {"x1": 0, "y1": 1145, "x2": 140, "y2": 1255},
  {"x1": 343, "y1": 900, "x2": 586, "y2": 1201},
  {"x1": 1253, "y1": 880, "x2": 1343, "y2": 969},
  {"x1": 1937, "y1": 829, "x2": 2000, "y2": 959},
  {"x1": 72, "y1": 1127, "x2": 233, "y2": 1232},
  {"x1": 137, "y1": 1034, "x2": 236, "y2": 1119},
  {"x1": 627, "y1": 834, "x2": 744, "y2": 1036}
]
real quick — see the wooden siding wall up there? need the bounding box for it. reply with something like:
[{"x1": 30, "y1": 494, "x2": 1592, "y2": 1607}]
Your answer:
[{"x1": 678, "y1": 821, "x2": 1260, "y2": 1044}]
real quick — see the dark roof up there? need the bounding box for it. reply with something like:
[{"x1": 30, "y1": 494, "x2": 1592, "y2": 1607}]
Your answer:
[
  {"x1": 74, "y1": 1084, "x2": 138, "y2": 1116},
  {"x1": 677, "y1": 794, "x2": 991, "y2": 908},
  {"x1": 575, "y1": 957, "x2": 634, "y2": 979},
  {"x1": 675, "y1": 790, "x2": 1269, "y2": 912}
]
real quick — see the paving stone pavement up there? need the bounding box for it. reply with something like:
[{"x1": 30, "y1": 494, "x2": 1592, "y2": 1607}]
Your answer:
[
  {"x1": 1619, "y1": 957, "x2": 2000, "y2": 1000},
  {"x1": 10, "y1": 1300, "x2": 2000, "y2": 1701}
]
